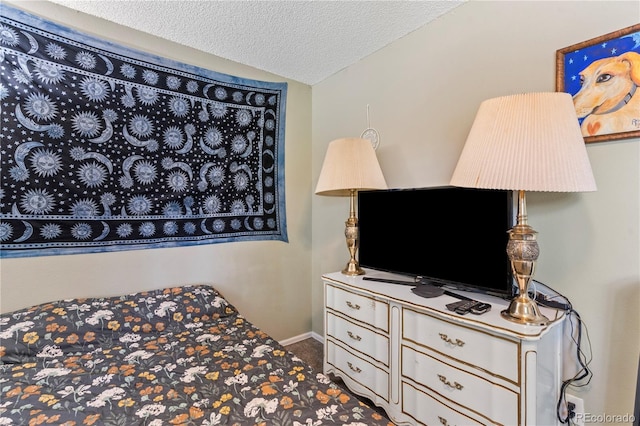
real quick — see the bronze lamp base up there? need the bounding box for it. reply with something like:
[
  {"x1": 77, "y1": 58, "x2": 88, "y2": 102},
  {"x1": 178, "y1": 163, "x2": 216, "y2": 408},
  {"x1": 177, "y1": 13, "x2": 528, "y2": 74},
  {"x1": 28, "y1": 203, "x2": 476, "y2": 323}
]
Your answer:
[{"x1": 501, "y1": 190, "x2": 549, "y2": 326}]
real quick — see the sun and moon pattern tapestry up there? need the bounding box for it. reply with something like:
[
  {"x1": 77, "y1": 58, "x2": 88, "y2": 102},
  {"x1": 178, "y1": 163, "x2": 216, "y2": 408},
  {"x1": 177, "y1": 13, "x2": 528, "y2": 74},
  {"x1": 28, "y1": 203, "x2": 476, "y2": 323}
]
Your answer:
[{"x1": 0, "y1": 5, "x2": 288, "y2": 258}]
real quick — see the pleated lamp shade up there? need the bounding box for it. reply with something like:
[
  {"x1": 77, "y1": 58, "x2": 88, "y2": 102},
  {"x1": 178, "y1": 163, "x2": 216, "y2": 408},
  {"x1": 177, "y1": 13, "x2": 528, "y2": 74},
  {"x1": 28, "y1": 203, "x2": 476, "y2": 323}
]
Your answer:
[
  {"x1": 315, "y1": 138, "x2": 387, "y2": 195},
  {"x1": 450, "y1": 92, "x2": 597, "y2": 193}
]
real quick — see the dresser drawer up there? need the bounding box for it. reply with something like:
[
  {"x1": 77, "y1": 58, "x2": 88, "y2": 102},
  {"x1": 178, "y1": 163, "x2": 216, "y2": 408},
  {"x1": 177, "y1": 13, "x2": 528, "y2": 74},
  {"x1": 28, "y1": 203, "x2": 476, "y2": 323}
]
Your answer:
[
  {"x1": 326, "y1": 340, "x2": 389, "y2": 401},
  {"x1": 403, "y1": 308, "x2": 519, "y2": 383},
  {"x1": 326, "y1": 284, "x2": 389, "y2": 332},
  {"x1": 326, "y1": 312, "x2": 389, "y2": 365},
  {"x1": 402, "y1": 381, "x2": 484, "y2": 426},
  {"x1": 402, "y1": 345, "x2": 518, "y2": 426}
]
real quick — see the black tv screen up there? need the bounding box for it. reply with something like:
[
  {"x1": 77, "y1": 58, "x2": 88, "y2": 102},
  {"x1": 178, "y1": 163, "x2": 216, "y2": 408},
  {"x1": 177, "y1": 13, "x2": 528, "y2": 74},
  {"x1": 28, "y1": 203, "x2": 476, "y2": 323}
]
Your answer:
[{"x1": 357, "y1": 186, "x2": 515, "y2": 298}]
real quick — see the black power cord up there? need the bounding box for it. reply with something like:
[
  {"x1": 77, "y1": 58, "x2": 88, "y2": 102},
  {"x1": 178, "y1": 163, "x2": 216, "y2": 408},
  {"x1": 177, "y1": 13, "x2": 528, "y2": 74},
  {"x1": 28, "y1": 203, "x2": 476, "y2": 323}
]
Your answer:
[
  {"x1": 525, "y1": 280, "x2": 593, "y2": 425},
  {"x1": 557, "y1": 308, "x2": 593, "y2": 424}
]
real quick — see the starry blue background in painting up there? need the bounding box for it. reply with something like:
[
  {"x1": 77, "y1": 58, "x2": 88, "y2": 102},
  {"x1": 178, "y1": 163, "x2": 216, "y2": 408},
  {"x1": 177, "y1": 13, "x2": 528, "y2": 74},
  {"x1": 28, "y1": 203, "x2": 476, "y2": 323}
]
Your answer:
[
  {"x1": 0, "y1": 5, "x2": 287, "y2": 258},
  {"x1": 559, "y1": 28, "x2": 640, "y2": 96}
]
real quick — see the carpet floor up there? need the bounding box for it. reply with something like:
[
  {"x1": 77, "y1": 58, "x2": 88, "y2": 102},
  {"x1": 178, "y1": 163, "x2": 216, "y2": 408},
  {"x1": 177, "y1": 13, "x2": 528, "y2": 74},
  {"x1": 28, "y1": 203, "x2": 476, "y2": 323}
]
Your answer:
[{"x1": 284, "y1": 337, "x2": 324, "y2": 372}]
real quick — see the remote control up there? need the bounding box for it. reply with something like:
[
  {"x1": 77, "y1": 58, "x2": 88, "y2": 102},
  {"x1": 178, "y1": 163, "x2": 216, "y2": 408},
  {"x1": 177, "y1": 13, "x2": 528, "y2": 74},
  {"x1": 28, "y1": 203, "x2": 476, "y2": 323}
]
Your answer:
[
  {"x1": 446, "y1": 300, "x2": 471, "y2": 311},
  {"x1": 447, "y1": 300, "x2": 492, "y2": 315},
  {"x1": 453, "y1": 300, "x2": 480, "y2": 315}
]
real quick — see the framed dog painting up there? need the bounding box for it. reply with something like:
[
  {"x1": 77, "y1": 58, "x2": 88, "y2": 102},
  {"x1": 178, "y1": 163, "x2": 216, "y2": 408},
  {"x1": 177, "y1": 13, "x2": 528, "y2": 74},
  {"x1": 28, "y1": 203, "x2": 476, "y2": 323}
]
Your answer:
[{"x1": 556, "y1": 24, "x2": 640, "y2": 143}]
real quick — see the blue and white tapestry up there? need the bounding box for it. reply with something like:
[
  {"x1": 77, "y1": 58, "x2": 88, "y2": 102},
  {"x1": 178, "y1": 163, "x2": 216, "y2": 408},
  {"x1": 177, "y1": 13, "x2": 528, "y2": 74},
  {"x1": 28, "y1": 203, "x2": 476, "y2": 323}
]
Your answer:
[{"x1": 0, "y1": 5, "x2": 288, "y2": 258}]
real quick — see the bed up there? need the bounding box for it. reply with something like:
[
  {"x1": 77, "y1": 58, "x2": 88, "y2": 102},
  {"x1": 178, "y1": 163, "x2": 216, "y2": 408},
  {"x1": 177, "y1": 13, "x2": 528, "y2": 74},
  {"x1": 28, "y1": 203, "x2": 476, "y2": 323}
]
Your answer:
[{"x1": 0, "y1": 284, "x2": 392, "y2": 425}]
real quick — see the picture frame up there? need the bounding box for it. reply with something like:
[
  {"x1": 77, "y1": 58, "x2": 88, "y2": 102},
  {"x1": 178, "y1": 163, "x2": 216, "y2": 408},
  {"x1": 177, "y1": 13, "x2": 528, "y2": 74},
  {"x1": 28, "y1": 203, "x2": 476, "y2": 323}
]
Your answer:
[{"x1": 556, "y1": 24, "x2": 640, "y2": 143}]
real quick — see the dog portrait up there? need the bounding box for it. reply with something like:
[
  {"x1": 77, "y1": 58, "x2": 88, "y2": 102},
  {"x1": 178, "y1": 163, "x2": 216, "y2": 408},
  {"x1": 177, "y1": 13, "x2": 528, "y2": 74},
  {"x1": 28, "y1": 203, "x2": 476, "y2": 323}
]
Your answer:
[{"x1": 557, "y1": 24, "x2": 640, "y2": 143}]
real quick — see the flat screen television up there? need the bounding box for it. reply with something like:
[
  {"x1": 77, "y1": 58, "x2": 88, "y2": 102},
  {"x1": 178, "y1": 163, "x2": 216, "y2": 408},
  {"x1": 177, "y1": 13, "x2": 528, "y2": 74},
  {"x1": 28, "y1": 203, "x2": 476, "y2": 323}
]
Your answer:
[{"x1": 357, "y1": 186, "x2": 515, "y2": 298}]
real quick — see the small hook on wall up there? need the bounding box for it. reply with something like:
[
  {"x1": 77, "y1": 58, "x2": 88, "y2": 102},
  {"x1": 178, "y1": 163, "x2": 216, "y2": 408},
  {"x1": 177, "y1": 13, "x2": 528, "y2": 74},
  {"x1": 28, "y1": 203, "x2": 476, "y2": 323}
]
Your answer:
[{"x1": 361, "y1": 104, "x2": 380, "y2": 150}]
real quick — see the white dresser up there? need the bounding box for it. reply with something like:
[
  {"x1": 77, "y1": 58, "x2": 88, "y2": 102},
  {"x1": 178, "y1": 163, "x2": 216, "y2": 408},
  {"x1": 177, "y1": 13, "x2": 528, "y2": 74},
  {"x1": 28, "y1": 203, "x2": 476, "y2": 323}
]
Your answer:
[{"x1": 322, "y1": 271, "x2": 567, "y2": 426}]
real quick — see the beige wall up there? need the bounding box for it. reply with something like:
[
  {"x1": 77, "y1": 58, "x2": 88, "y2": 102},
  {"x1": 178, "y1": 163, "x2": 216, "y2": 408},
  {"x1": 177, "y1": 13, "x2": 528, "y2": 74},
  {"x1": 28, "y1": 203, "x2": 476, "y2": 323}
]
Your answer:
[
  {"x1": 312, "y1": 1, "x2": 639, "y2": 422},
  {"x1": 0, "y1": 1, "x2": 313, "y2": 342},
  {"x1": 1, "y1": 0, "x2": 639, "y2": 421}
]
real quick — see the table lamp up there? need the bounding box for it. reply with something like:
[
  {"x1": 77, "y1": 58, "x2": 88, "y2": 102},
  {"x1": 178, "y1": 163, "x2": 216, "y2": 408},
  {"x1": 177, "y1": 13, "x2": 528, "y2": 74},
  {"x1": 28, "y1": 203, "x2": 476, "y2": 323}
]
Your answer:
[
  {"x1": 450, "y1": 92, "x2": 597, "y2": 325},
  {"x1": 316, "y1": 138, "x2": 387, "y2": 275}
]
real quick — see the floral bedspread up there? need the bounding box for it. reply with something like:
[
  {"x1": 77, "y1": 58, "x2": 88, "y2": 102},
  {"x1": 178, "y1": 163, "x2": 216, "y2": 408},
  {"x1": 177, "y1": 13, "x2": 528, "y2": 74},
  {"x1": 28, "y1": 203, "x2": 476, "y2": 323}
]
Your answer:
[{"x1": 0, "y1": 285, "x2": 392, "y2": 425}]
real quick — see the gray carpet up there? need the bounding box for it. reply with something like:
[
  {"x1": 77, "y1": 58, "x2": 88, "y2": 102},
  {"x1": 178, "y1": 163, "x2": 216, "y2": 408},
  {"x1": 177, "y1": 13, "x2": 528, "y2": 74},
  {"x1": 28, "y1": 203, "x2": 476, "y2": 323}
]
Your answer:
[{"x1": 284, "y1": 337, "x2": 324, "y2": 371}]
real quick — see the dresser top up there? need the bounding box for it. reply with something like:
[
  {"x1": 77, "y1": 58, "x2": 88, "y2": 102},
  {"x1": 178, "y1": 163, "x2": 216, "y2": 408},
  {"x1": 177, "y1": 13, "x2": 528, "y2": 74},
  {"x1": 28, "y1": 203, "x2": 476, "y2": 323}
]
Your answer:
[{"x1": 323, "y1": 270, "x2": 566, "y2": 340}]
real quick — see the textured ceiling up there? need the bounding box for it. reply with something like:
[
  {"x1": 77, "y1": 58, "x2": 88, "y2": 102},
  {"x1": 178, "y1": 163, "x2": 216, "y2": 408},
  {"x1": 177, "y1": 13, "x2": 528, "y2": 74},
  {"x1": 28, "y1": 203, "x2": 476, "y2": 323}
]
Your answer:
[{"x1": 47, "y1": 0, "x2": 466, "y2": 85}]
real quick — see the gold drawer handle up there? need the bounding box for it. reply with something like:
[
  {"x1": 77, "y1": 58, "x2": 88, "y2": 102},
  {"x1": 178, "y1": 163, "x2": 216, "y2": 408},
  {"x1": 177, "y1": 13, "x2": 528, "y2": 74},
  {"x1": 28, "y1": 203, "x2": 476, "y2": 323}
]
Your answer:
[
  {"x1": 347, "y1": 331, "x2": 362, "y2": 341},
  {"x1": 438, "y1": 374, "x2": 463, "y2": 391},
  {"x1": 439, "y1": 333, "x2": 465, "y2": 347},
  {"x1": 346, "y1": 301, "x2": 361, "y2": 310},
  {"x1": 347, "y1": 362, "x2": 362, "y2": 373}
]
